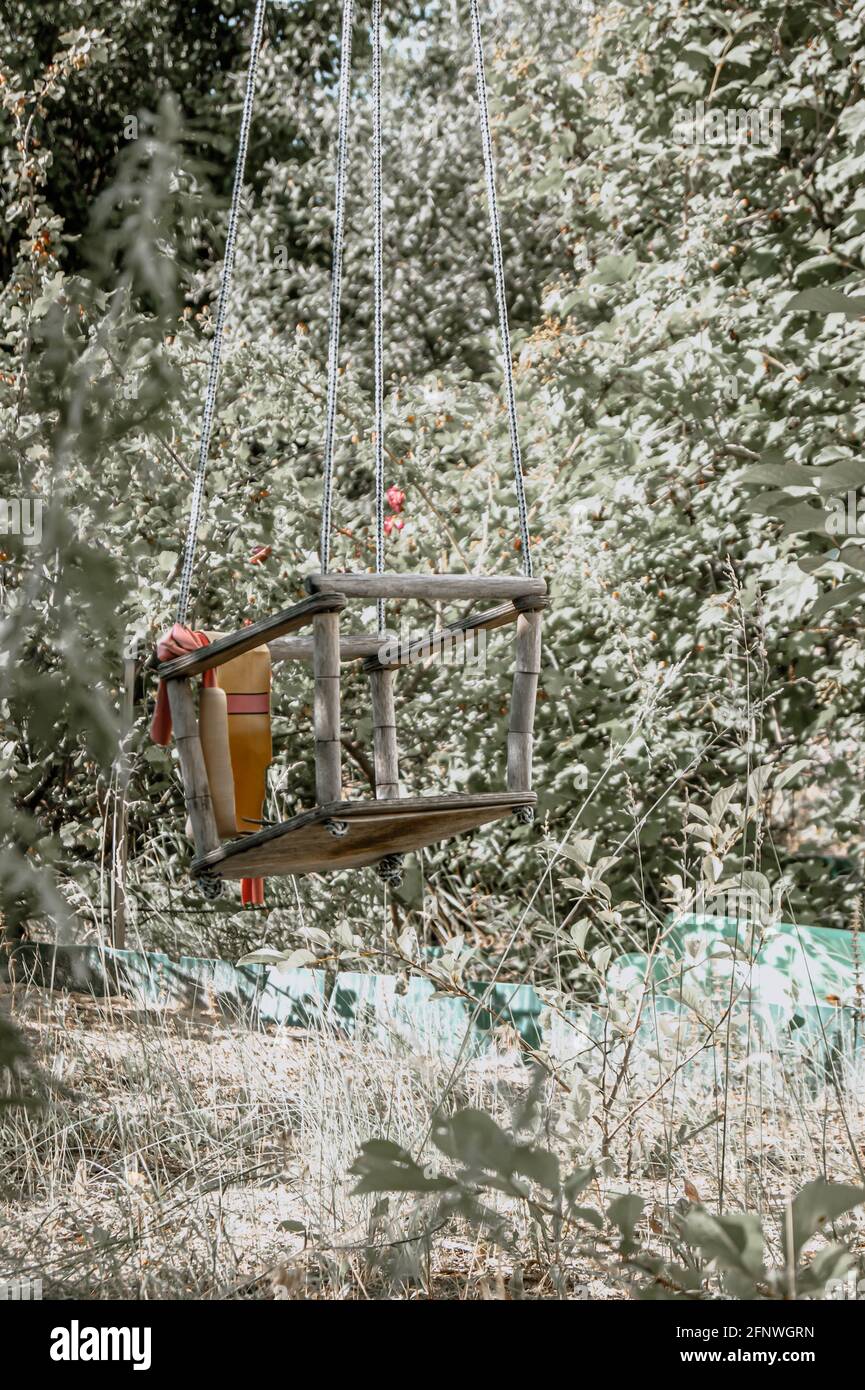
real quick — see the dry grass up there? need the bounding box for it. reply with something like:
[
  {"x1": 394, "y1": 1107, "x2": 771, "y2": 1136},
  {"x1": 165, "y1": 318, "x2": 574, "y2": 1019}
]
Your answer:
[
  {"x1": 0, "y1": 986, "x2": 534, "y2": 1298},
  {"x1": 2, "y1": 974, "x2": 864, "y2": 1300}
]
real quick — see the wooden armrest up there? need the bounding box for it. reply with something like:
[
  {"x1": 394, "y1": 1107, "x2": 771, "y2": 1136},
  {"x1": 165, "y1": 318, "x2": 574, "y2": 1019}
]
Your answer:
[
  {"x1": 157, "y1": 593, "x2": 346, "y2": 680},
  {"x1": 269, "y1": 632, "x2": 385, "y2": 665},
  {"x1": 305, "y1": 572, "x2": 548, "y2": 601},
  {"x1": 363, "y1": 595, "x2": 550, "y2": 673}
]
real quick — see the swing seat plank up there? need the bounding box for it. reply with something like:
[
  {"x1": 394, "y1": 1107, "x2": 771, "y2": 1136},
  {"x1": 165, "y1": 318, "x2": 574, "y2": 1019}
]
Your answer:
[
  {"x1": 190, "y1": 790, "x2": 535, "y2": 879},
  {"x1": 305, "y1": 572, "x2": 548, "y2": 602},
  {"x1": 158, "y1": 593, "x2": 347, "y2": 680}
]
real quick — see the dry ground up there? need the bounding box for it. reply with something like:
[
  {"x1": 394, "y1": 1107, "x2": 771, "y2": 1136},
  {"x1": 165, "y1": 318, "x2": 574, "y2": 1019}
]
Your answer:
[{"x1": 2, "y1": 981, "x2": 864, "y2": 1300}]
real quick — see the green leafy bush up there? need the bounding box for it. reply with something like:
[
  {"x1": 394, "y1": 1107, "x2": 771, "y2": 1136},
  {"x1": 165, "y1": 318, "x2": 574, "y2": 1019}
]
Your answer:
[{"x1": 350, "y1": 1106, "x2": 865, "y2": 1299}]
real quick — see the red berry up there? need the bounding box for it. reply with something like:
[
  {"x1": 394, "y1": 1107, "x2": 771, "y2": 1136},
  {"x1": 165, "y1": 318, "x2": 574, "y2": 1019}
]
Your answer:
[{"x1": 386, "y1": 485, "x2": 405, "y2": 512}]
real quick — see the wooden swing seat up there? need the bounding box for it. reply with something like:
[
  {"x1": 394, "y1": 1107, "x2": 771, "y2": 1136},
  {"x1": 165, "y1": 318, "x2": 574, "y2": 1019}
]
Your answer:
[
  {"x1": 159, "y1": 572, "x2": 547, "y2": 889},
  {"x1": 191, "y1": 790, "x2": 535, "y2": 879}
]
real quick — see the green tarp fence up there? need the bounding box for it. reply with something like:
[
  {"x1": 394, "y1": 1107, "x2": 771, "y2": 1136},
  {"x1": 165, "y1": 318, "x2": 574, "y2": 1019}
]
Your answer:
[
  {"x1": 9, "y1": 913, "x2": 863, "y2": 1062},
  {"x1": 608, "y1": 915, "x2": 863, "y2": 1049},
  {"x1": 10, "y1": 941, "x2": 543, "y2": 1061}
]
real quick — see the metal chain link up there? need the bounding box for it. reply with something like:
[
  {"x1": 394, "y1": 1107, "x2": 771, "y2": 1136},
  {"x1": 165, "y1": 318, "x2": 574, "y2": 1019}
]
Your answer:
[
  {"x1": 175, "y1": 0, "x2": 268, "y2": 626},
  {"x1": 175, "y1": 0, "x2": 531, "y2": 616},
  {"x1": 469, "y1": 0, "x2": 533, "y2": 577},
  {"x1": 372, "y1": 0, "x2": 386, "y2": 632},
  {"x1": 319, "y1": 0, "x2": 357, "y2": 574}
]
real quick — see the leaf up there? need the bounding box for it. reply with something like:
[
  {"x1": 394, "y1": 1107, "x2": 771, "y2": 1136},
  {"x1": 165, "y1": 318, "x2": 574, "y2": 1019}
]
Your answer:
[
  {"x1": 236, "y1": 947, "x2": 292, "y2": 967},
  {"x1": 396, "y1": 926, "x2": 418, "y2": 959},
  {"x1": 739, "y1": 869, "x2": 771, "y2": 898},
  {"x1": 746, "y1": 764, "x2": 773, "y2": 802},
  {"x1": 746, "y1": 461, "x2": 815, "y2": 487},
  {"x1": 282, "y1": 948, "x2": 319, "y2": 968},
  {"x1": 785, "y1": 288, "x2": 865, "y2": 319},
  {"x1": 433, "y1": 1109, "x2": 514, "y2": 1171},
  {"x1": 607, "y1": 1192, "x2": 644, "y2": 1246},
  {"x1": 774, "y1": 759, "x2": 813, "y2": 790},
  {"x1": 432, "y1": 1109, "x2": 560, "y2": 1191},
  {"x1": 710, "y1": 785, "x2": 737, "y2": 824},
  {"x1": 797, "y1": 1244, "x2": 855, "y2": 1295},
  {"x1": 779, "y1": 502, "x2": 832, "y2": 536},
  {"x1": 301, "y1": 926, "x2": 331, "y2": 947},
  {"x1": 783, "y1": 1180, "x2": 865, "y2": 1262},
  {"x1": 839, "y1": 101, "x2": 865, "y2": 140},
  {"x1": 593, "y1": 252, "x2": 637, "y2": 285},
  {"x1": 571, "y1": 1205, "x2": 604, "y2": 1230},
  {"x1": 560, "y1": 835, "x2": 595, "y2": 865},
  {"x1": 563, "y1": 1166, "x2": 595, "y2": 1203},
  {"x1": 571, "y1": 920, "x2": 590, "y2": 951},
  {"x1": 723, "y1": 42, "x2": 757, "y2": 66},
  {"x1": 513, "y1": 1145, "x2": 561, "y2": 1192},
  {"x1": 838, "y1": 545, "x2": 865, "y2": 573},
  {"x1": 592, "y1": 944, "x2": 612, "y2": 974},
  {"x1": 683, "y1": 1208, "x2": 764, "y2": 1280},
  {"x1": 811, "y1": 581, "x2": 863, "y2": 620},
  {"x1": 349, "y1": 1140, "x2": 456, "y2": 1195},
  {"x1": 815, "y1": 459, "x2": 865, "y2": 489}
]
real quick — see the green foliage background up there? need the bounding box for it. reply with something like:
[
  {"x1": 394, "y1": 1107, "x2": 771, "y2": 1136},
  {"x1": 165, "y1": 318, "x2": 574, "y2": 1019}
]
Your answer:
[{"x1": 2, "y1": 0, "x2": 865, "y2": 961}]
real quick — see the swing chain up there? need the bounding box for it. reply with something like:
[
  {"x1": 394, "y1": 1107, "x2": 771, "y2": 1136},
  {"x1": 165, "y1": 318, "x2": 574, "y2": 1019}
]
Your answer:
[
  {"x1": 177, "y1": 0, "x2": 533, "y2": 615},
  {"x1": 324, "y1": 0, "x2": 531, "y2": 593},
  {"x1": 198, "y1": 869, "x2": 225, "y2": 901},
  {"x1": 321, "y1": 0, "x2": 385, "y2": 627},
  {"x1": 376, "y1": 852, "x2": 404, "y2": 887},
  {"x1": 320, "y1": 0, "x2": 357, "y2": 575},
  {"x1": 372, "y1": 0, "x2": 386, "y2": 636},
  {"x1": 175, "y1": 0, "x2": 267, "y2": 627},
  {"x1": 514, "y1": 805, "x2": 535, "y2": 826},
  {"x1": 469, "y1": 0, "x2": 533, "y2": 577}
]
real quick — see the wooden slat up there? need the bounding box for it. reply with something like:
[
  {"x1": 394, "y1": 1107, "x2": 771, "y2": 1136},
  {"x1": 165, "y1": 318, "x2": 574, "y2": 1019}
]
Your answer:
[
  {"x1": 313, "y1": 610, "x2": 342, "y2": 804},
  {"x1": 509, "y1": 671, "x2": 538, "y2": 733},
  {"x1": 269, "y1": 633, "x2": 384, "y2": 664},
  {"x1": 191, "y1": 791, "x2": 536, "y2": 878},
  {"x1": 111, "y1": 651, "x2": 137, "y2": 949},
  {"x1": 369, "y1": 668, "x2": 400, "y2": 798},
  {"x1": 166, "y1": 679, "x2": 220, "y2": 859},
  {"x1": 363, "y1": 595, "x2": 550, "y2": 673},
  {"x1": 507, "y1": 608, "x2": 543, "y2": 794},
  {"x1": 306, "y1": 572, "x2": 547, "y2": 601},
  {"x1": 157, "y1": 593, "x2": 346, "y2": 680}
]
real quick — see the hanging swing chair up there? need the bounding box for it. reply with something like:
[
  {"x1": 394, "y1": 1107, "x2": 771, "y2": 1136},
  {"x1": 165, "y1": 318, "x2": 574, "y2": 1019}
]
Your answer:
[{"x1": 153, "y1": 0, "x2": 549, "y2": 897}]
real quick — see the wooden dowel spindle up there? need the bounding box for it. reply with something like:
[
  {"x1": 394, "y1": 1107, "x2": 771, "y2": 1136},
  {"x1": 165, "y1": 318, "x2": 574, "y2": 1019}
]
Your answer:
[
  {"x1": 507, "y1": 609, "x2": 542, "y2": 793},
  {"x1": 369, "y1": 668, "x2": 400, "y2": 799},
  {"x1": 166, "y1": 678, "x2": 221, "y2": 858},
  {"x1": 313, "y1": 610, "x2": 343, "y2": 804}
]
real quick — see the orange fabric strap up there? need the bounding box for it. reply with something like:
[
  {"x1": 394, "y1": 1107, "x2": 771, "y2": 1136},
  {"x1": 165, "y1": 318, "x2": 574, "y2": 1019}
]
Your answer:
[{"x1": 225, "y1": 693, "x2": 270, "y2": 715}]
